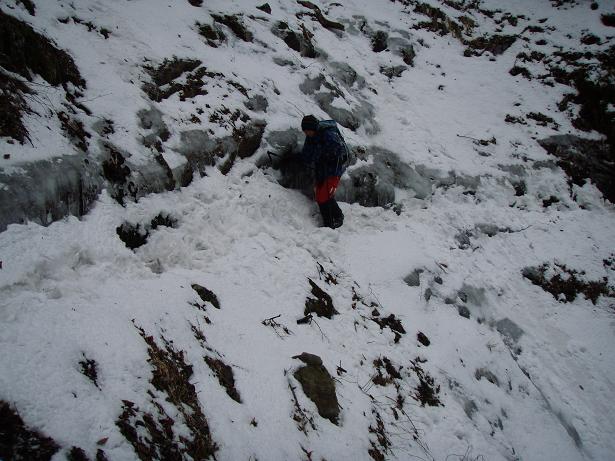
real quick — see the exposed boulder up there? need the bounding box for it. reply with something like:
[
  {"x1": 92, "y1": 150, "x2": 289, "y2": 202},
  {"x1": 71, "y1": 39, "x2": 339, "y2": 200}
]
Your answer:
[
  {"x1": 330, "y1": 61, "x2": 366, "y2": 88},
  {"x1": 371, "y1": 30, "x2": 388, "y2": 52},
  {"x1": 400, "y1": 45, "x2": 416, "y2": 66},
  {"x1": 245, "y1": 94, "x2": 268, "y2": 112},
  {"x1": 197, "y1": 22, "x2": 227, "y2": 47},
  {"x1": 256, "y1": 3, "x2": 272, "y2": 14},
  {"x1": 380, "y1": 65, "x2": 407, "y2": 79},
  {"x1": 292, "y1": 353, "x2": 340, "y2": 424},
  {"x1": 272, "y1": 21, "x2": 319, "y2": 58}
]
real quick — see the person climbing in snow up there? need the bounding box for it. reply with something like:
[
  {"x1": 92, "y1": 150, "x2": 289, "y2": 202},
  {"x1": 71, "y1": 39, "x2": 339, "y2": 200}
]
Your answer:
[{"x1": 299, "y1": 115, "x2": 348, "y2": 229}]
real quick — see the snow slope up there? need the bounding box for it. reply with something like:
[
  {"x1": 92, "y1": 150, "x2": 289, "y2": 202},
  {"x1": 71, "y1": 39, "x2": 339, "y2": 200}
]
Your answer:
[{"x1": 1, "y1": 0, "x2": 614, "y2": 460}]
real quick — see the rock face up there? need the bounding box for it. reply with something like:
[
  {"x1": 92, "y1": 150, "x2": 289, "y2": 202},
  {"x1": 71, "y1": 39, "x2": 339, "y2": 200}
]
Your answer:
[
  {"x1": 292, "y1": 353, "x2": 339, "y2": 424},
  {"x1": 0, "y1": 11, "x2": 84, "y2": 87}
]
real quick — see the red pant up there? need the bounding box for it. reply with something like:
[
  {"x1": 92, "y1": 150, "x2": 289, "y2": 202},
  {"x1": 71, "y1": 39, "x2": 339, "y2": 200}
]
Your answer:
[{"x1": 314, "y1": 177, "x2": 340, "y2": 204}]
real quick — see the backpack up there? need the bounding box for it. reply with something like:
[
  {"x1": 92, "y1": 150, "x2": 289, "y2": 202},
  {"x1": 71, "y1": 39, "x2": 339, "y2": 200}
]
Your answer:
[{"x1": 318, "y1": 120, "x2": 350, "y2": 168}]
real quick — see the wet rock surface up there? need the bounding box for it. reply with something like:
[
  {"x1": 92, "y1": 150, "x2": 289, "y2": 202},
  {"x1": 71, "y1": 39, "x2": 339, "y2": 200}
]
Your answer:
[
  {"x1": 337, "y1": 147, "x2": 432, "y2": 206},
  {"x1": 0, "y1": 156, "x2": 102, "y2": 232},
  {"x1": 292, "y1": 353, "x2": 340, "y2": 424},
  {"x1": 178, "y1": 119, "x2": 265, "y2": 178}
]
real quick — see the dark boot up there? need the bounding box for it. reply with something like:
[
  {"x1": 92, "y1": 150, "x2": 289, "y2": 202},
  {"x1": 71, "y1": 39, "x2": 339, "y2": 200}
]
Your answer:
[
  {"x1": 318, "y1": 201, "x2": 333, "y2": 228},
  {"x1": 329, "y1": 199, "x2": 344, "y2": 229},
  {"x1": 319, "y1": 199, "x2": 344, "y2": 229}
]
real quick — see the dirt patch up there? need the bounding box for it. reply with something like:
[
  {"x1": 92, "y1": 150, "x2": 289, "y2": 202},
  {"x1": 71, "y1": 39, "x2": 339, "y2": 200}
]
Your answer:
[
  {"x1": 510, "y1": 65, "x2": 532, "y2": 79},
  {"x1": 297, "y1": 1, "x2": 345, "y2": 32},
  {"x1": 67, "y1": 447, "x2": 91, "y2": 461},
  {"x1": 142, "y1": 58, "x2": 210, "y2": 102},
  {"x1": 0, "y1": 400, "x2": 60, "y2": 460},
  {"x1": 317, "y1": 262, "x2": 338, "y2": 285},
  {"x1": 527, "y1": 111, "x2": 559, "y2": 129},
  {"x1": 505, "y1": 114, "x2": 527, "y2": 125},
  {"x1": 191, "y1": 284, "x2": 221, "y2": 309},
  {"x1": 196, "y1": 22, "x2": 226, "y2": 47},
  {"x1": 0, "y1": 72, "x2": 31, "y2": 144},
  {"x1": 413, "y1": 2, "x2": 464, "y2": 39},
  {"x1": 79, "y1": 354, "x2": 100, "y2": 389},
  {"x1": 522, "y1": 263, "x2": 613, "y2": 304},
  {"x1": 539, "y1": 135, "x2": 614, "y2": 203},
  {"x1": 211, "y1": 14, "x2": 253, "y2": 42},
  {"x1": 368, "y1": 410, "x2": 391, "y2": 461},
  {"x1": 410, "y1": 359, "x2": 442, "y2": 407},
  {"x1": 150, "y1": 213, "x2": 177, "y2": 229},
  {"x1": 0, "y1": 11, "x2": 84, "y2": 87},
  {"x1": 58, "y1": 16, "x2": 111, "y2": 39},
  {"x1": 304, "y1": 278, "x2": 337, "y2": 318},
  {"x1": 116, "y1": 222, "x2": 148, "y2": 250},
  {"x1": 204, "y1": 356, "x2": 241, "y2": 403},
  {"x1": 146, "y1": 57, "x2": 200, "y2": 87},
  {"x1": 370, "y1": 313, "x2": 406, "y2": 343},
  {"x1": 602, "y1": 14, "x2": 615, "y2": 27},
  {"x1": 116, "y1": 213, "x2": 177, "y2": 250},
  {"x1": 372, "y1": 357, "x2": 402, "y2": 386},
  {"x1": 464, "y1": 34, "x2": 516, "y2": 56},
  {"x1": 57, "y1": 110, "x2": 91, "y2": 151},
  {"x1": 117, "y1": 326, "x2": 218, "y2": 460}
]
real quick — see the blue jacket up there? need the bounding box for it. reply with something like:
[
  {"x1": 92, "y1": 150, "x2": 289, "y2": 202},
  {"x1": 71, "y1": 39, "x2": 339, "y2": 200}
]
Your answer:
[{"x1": 299, "y1": 120, "x2": 348, "y2": 182}]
